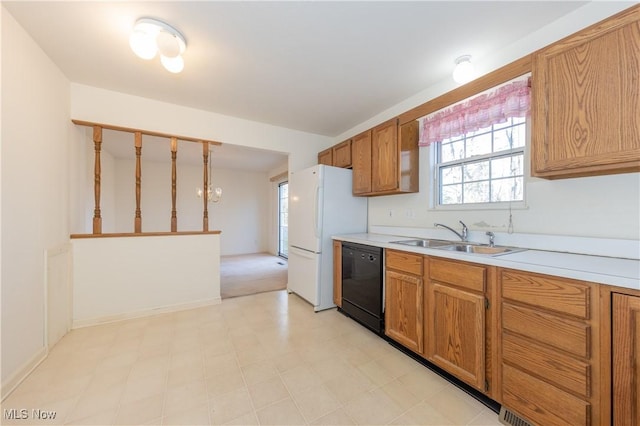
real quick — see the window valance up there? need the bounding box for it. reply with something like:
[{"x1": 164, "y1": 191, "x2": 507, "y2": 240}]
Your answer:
[{"x1": 419, "y1": 76, "x2": 531, "y2": 147}]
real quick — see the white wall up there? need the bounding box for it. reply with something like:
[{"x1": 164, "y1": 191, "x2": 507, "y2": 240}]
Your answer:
[
  {"x1": 1, "y1": 7, "x2": 71, "y2": 390},
  {"x1": 267, "y1": 161, "x2": 289, "y2": 256},
  {"x1": 368, "y1": 147, "x2": 640, "y2": 240},
  {"x1": 70, "y1": 84, "x2": 330, "y2": 175},
  {"x1": 209, "y1": 168, "x2": 271, "y2": 255},
  {"x1": 114, "y1": 158, "x2": 173, "y2": 232},
  {"x1": 94, "y1": 156, "x2": 273, "y2": 254},
  {"x1": 335, "y1": 2, "x2": 640, "y2": 241},
  {"x1": 72, "y1": 234, "x2": 220, "y2": 327}
]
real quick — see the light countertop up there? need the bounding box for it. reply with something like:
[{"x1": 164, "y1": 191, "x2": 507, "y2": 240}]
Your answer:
[{"x1": 333, "y1": 233, "x2": 640, "y2": 291}]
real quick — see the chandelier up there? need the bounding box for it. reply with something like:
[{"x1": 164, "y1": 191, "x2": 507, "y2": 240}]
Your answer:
[{"x1": 196, "y1": 148, "x2": 222, "y2": 203}]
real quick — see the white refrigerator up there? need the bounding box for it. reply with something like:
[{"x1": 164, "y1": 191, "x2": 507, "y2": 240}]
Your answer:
[{"x1": 288, "y1": 164, "x2": 368, "y2": 311}]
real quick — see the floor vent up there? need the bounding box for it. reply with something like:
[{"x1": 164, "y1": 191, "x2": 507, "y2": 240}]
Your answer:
[{"x1": 499, "y1": 407, "x2": 533, "y2": 426}]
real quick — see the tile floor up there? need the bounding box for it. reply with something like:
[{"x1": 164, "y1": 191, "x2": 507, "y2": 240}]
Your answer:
[{"x1": 1, "y1": 290, "x2": 502, "y2": 425}]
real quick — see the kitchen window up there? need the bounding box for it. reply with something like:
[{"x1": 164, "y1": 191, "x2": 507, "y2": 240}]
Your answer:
[
  {"x1": 436, "y1": 117, "x2": 526, "y2": 206},
  {"x1": 419, "y1": 75, "x2": 531, "y2": 208}
]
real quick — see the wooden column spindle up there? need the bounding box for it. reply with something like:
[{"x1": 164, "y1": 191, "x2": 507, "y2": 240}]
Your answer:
[
  {"x1": 202, "y1": 141, "x2": 209, "y2": 232},
  {"x1": 92, "y1": 125, "x2": 102, "y2": 234},
  {"x1": 134, "y1": 132, "x2": 142, "y2": 233},
  {"x1": 170, "y1": 137, "x2": 178, "y2": 232}
]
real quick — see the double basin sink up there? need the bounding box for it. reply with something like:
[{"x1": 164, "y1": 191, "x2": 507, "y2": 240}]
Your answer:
[{"x1": 390, "y1": 238, "x2": 526, "y2": 256}]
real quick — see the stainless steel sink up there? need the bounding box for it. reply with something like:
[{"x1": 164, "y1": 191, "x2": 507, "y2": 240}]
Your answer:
[
  {"x1": 435, "y1": 243, "x2": 526, "y2": 256},
  {"x1": 391, "y1": 239, "x2": 526, "y2": 256},
  {"x1": 390, "y1": 239, "x2": 453, "y2": 248}
]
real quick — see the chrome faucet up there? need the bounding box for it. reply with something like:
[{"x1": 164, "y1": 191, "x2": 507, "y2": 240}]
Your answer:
[
  {"x1": 434, "y1": 221, "x2": 468, "y2": 242},
  {"x1": 486, "y1": 231, "x2": 495, "y2": 247}
]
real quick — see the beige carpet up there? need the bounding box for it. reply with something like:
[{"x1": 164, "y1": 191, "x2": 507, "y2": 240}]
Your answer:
[{"x1": 220, "y1": 252, "x2": 288, "y2": 299}]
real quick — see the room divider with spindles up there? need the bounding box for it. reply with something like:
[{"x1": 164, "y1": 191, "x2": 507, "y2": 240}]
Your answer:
[{"x1": 71, "y1": 120, "x2": 222, "y2": 238}]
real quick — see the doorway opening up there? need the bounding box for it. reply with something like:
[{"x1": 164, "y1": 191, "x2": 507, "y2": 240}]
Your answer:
[{"x1": 278, "y1": 181, "x2": 288, "y2": 258}]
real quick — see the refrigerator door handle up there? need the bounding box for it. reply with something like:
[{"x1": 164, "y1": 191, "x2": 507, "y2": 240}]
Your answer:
[
  {"x1": 290, "y1": 246, "x2": 317, "y2": 258},
  {"x1": 314, "y1": 185, "x2": 321, "y2": 238}
]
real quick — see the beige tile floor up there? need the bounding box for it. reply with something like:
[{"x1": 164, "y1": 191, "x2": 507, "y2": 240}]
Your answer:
[{"x1": 1, "y1": 290, "x2": 502, "y2": 425}]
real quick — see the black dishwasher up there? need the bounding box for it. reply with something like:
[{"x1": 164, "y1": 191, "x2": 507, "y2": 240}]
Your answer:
[{"x1": 340, "y1": 242, "x2": 384, "y2": 335}]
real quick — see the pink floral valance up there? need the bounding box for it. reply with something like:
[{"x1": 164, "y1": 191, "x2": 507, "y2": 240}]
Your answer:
[{"x1": 419, "y1": 77, "x2": 531, "y2": 146}]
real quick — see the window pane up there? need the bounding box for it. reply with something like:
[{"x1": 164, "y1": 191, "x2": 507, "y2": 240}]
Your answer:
[
  {"x1": 491, "y1": 154, "x2": 523, "y2": 179},
  {"x1": 494, "y1": 116, "x2": 526, "y2": 130},
  {"x1": 494, "y1": 123, "x2": 526, "y2": 151},
  {"x1": 440, "y1": 140, "x2": 464, "y2": 162},
  {"x1": 463, "y1": 160, "x2": 489, "y2": 182},
  {"x1": 511, "y1": 124, "x2": 526, "y2": 148},
  {"x1": 466, "y1": 132, "x2": 492, "y2": 157},
  {"x1": 435, "y1": 113, "x2": 527, "y2": 207},
  {"x1": 493, "y1": 118, "x2": 512, "y2": 131},
  {"x1": 441, "y1": 165, "x2": 462, "y2": 184},
  {"x1": 441, "y1": 184, "x2": 462, "y2": 204},
  {"x1": 491, "y1": 177, "x2": 523, "y2": 202},
  {"x1": 463, "y1": 181, "x2": 490, "y2": 203}
]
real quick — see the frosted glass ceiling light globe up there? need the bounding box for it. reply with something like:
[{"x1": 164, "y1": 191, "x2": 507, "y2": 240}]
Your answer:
[
  {"x1": 453, "y1": 55, "x2": 474, "y2": 84},
  {"x1": 157, "y1": 30, "x2": 185, "y2": 58},
  {"x1": 161, "y1": 54, "x2": 184, "y2": 73},
  {"x1": 129, "y1": 28, "x2": 158, "y2": 60},
  {"x1": 130, "y1": 18, "x2": 187, "y2": 72}
]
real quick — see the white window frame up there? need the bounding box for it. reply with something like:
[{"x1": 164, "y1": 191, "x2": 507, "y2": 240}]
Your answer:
[{"x1": 429, "y1": 118, "x2": 530, "y2": 211}]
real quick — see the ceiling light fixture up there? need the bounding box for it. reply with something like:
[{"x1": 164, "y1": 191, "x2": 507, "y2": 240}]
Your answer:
[
  {"x1": 129, "y1": 18, "x2": 186, "y2": 73},
  {"x1": 452, "y1": 55, "x2": 474, "y2": 84}
]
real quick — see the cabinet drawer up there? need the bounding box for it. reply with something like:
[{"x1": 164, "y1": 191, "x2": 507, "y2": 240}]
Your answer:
[
  {"x1": 502, "y1": 332, "x2": 590, "y2": 398},
  {"x1": 386, "y1": 250, "x2": 422, "y2": 275},
  {"x1": 503, "y1": 302, "x2": 590, "y2": 358},
  {"x1": 429, "y1": 258, "x2": 485, "y2": 292},
  {"x1": 502, "y1": 364, "x2": 590, "y2": 426},
  {"x1": 501, "y1": 269, "x2": 590, "y2": 319}
]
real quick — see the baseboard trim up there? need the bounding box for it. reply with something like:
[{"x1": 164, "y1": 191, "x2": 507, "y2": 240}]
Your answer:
[
  {"x1": 72, "y1": 297, "x2": 222, "y2": 329},
  {"x1": 1, "y1": 346, "x2": 48, "y2": 401}
]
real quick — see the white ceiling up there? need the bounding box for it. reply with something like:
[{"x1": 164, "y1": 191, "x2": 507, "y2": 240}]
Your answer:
[{"x1": 5, "y1": 1, "x2": 589, "y2": 170}]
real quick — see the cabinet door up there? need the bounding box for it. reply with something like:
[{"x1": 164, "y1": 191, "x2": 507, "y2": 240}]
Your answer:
[
  {"x1": 318, "y1": 148, "x2": 333, "y2": 166},
  {"x1": 613, "y1": 293, "x2": 640, "y2": 426},
  {"x1": 428, "y1": 282, "x2": 485, "y2": 390},
  {"x1": 371, "y1": 119, "x2": 399, "y2": 192},
  {"x1": 385, "y1": 270, "x2": 423, "y2": 353},
  {"x1": 332, "y1": 140, "x2": 352, "y2": 168},
  {"x1": 532, "y1": 6, "x2": 640, "y2": 178},
  {"x1": 398, "y1": 121, "x2": 419, "y2": 193},
  {"x1": 352, "y1": 131, "x2": 372, "y2": 194},
  {"x1": 333, "y1": 241, "x2": 342, "y2": 307}
]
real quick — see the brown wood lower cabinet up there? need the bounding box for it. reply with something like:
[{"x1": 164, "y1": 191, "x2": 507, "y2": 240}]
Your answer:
[
  {"x1": 385, "y1": 250, "x2": 423, "y2": 353},
  {"x1": 335, "y1": 242, "x2": 635, "y2": 426},
  {"x1": 498, "y1": 269, "x2": 602, "y2": 426},
  {"x1": 333, "y1": 240, "x2": 341, "y2": 308},
  {"x1": 425, "y1": 258, "x2": 491, "y2": 392},
  {"x1": 612, "y1": 292, "x2": 640, "y2": 426}
]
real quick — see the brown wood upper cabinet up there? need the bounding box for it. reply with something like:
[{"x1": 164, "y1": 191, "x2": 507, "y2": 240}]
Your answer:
[
  {"x1": 318, "y1": 147, "x2": 333, "y2": 166},
  {"x1": 318, "y1": 140, "x2": 352, "y2": 168},
  {"x1": 531, "y1": 5, "x2": 640, "y2": 179},
  {"x1": 352, "y1": 118, "x2": 419, "y2": 196},
  {"x1": 332, "y1": 140, "x2": 352, "y2": 168},
  {"x1": 352, "y1": 130, "x2": 373, "y2": 194}
]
